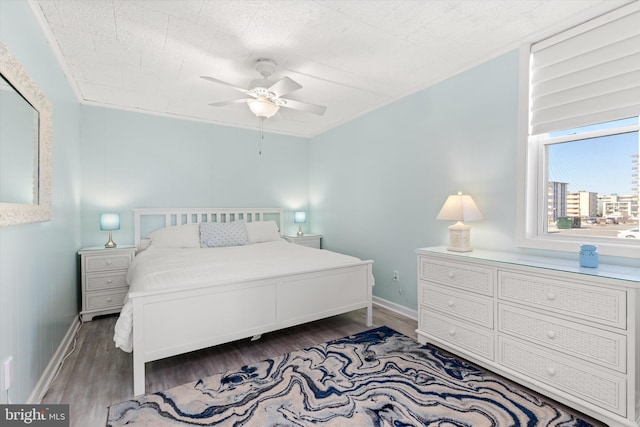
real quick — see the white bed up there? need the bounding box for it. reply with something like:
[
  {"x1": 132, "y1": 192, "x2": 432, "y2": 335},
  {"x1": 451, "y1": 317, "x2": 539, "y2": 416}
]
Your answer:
[{"x1": 116, "y1": 208, "x2": 374, "y2": 396}]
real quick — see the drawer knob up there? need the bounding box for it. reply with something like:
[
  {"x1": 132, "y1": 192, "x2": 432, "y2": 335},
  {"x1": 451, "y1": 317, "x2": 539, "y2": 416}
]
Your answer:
[
  {"x1": 447, "y1": 271, "x2": 455, "y2": 279},
  {"x1": 546, "y1": 330, "x2": 556, "y2": 339},
  {"x1": 546, "y1": 292, "x2": 556, "y2": 301},
  {"x1": 107, "y1": 297, "x2": 112, "y2": 302},
  {"x1": 106, "y1": 261, "x2": 113, "y2": 265},
  {"x1": 107, "y1": 279, "x2": 113, "y2": 284},
  {"x1": 546, "y1": 367, "x2": 556, "y2": 377},
  {"x1": 448, "y1": 329, "x2": 456, "y2": 336},
  {"x1": 447, "y1": 300, "x2": 455, "y2": 307}
]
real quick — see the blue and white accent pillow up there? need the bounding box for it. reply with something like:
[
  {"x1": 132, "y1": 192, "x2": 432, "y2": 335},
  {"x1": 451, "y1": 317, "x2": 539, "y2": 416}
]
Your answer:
[{"x1": 200, "y1": 220, "x2": 248, "y2": 248}]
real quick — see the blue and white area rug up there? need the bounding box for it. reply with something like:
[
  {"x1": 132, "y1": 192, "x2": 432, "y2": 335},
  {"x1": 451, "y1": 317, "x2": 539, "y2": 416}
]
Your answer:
[{"x1": 107, "y1": 326, "x2": 598, "y2": 426}]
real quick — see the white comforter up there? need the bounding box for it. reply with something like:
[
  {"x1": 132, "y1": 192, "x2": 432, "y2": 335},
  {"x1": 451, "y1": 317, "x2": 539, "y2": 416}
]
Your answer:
[{"x1": 113, "y1": 240, "x2": 367, "y2": 352}]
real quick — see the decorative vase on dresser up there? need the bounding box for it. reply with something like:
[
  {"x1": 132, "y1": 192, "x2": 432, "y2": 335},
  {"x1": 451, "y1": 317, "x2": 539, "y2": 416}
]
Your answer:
[
  {"x1": 416, "y1": 246, "x2": 639, "y2": 427},
  {"x1": 79, "y1": 246, "x2": 135, "y2": 322}
]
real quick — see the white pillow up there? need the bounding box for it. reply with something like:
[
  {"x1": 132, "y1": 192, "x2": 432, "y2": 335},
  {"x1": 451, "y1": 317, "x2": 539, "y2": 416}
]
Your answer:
[
  {"x1": 245, "y1": 220, "x2": 281, "y2": 243},
  {"x1": 200, "y1": 220, "x2": 248, "y2": 247},
  {"x1": 148, "y1": 223, "x2": 200, "y2": 248}
]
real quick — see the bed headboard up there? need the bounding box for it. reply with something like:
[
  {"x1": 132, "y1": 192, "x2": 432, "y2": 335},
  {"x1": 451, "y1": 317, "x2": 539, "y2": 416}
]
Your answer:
[{"x1": 133, "y1": 207, "x2": 284, "y2": 247}]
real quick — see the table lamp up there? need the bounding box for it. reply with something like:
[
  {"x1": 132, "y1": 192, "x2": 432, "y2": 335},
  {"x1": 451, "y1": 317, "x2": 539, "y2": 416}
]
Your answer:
[
  {"x1": 294, "y1": 211, "x2": 306, "y2": 237},
  {"x1": 436, "y1": 192, "x2": 483, "y2": 252},
  {"x1": 100, "y1": 213, "x2": 120, "y2": 248}
]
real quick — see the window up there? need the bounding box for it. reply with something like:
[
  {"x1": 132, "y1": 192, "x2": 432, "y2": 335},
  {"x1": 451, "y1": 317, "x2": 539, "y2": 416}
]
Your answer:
[{"x1": 518, "y1": 3, "x2": 640, "y2": 258}]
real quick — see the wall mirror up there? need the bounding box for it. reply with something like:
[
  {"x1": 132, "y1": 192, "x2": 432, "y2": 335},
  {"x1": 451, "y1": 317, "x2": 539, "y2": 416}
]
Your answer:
[{"x1": 0, "y1": 42, "x2": 52, "y2": 226}]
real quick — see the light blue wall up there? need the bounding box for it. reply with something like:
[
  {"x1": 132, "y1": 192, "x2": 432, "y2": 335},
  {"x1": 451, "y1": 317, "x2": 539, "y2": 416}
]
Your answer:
[
  {"x1": 309, "y1": 52, "x2": 520, "y2": 310},
  {"x1": 80, "y1": 106, "x2": 310, "y2": 247},
  {"x1": 0, "y1": 1, "x2": 82, "y2": 404}
]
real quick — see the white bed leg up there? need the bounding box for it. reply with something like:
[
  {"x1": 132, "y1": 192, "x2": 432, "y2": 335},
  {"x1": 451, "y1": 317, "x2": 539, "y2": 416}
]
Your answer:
[
  {"x1": 132, "y1": 298, "x2": 146, "y2": 396},
  {"x1": 251, "y1": 334, "x2": 262, "y2": 341},
  {"x1": 133, "y1": 348, "x2": 145, "y2": 396},
  {"x1": 366, "y1": 263, "x2": 374, "y2": 327}
]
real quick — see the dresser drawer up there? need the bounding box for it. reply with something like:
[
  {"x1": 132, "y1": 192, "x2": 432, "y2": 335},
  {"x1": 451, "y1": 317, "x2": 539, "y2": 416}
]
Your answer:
[
  {"x1": 86, "y1": 272, "x2": 128, "y2": 292},
  {"x1": 421, "y1": 309, "x2": 494, "y2": 360},
  {"x1": 498, "y1": 272, "x2": 626, "y2": 329},
  {"x1": 85, "y1": 289, "x2": 128, "y2": 310},
  {"x1": 85, "y1": 253, "x2": 132, "y2": 273},
  {"x1": 498, "y1": 304, "x2": 626, "y2": 372},
  {"x1": 498, "y1": 336, "x2": 626, "y2": 416},
  {"x1": 420, "y1": 257, "x2": 494, "y2": 296},
  {"x1": 421, "y1": 282, "x2": 493, "y2": 328}
]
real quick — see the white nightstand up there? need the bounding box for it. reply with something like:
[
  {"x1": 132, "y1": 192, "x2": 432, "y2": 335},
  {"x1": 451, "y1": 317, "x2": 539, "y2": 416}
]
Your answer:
[
  {"x1": 78, "y1": 246, "x2": 135, "y2": 321},
  {"x1": 284, "y1": 234, "x2": 322, "y2": 249}
]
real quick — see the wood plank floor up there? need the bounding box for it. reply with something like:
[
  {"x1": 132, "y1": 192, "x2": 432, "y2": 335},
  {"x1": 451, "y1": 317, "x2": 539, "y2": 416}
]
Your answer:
[{"x1": 41, "y1": 306, "x2": 417, "y2": 427}]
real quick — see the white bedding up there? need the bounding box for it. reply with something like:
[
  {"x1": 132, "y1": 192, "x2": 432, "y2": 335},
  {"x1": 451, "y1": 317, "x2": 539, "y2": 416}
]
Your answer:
[{"x1": 113, "y1": 240, "x2": 368, "y2": 352}]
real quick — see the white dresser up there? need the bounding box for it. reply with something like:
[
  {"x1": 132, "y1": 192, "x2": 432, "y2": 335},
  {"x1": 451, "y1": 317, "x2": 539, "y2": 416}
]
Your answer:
[
  {"x1": 79, "y1": 246, "x2": 135, "y2": 322},
  {"x1": 416, "y1": 247, "x2": 639, "y2": 427}
]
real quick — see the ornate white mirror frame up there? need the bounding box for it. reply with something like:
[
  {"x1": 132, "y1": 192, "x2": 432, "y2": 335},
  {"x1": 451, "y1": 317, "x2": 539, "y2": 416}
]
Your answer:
[{"x1": 0, "y1": 42, "x2": 52, "y2": 226}]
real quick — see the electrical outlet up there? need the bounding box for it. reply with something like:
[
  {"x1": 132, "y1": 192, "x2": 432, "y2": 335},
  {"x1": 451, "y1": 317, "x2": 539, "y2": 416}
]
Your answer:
[
  {"x1": 392, "y1": 270, "x2": 400, "y2": 282},
  {"x1": 3, "y1": 356, "x2": 13, "y2": 391}
]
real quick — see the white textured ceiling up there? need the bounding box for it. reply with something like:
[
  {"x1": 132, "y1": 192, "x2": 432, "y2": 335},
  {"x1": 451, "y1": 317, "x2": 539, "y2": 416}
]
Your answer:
[{"x1": 32, "y1": 0, "x2": 629, "y2": 137}]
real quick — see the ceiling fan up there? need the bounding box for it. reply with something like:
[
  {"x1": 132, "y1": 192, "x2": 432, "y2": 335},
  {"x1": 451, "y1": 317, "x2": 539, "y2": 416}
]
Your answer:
[{"x1": 201, "y1": 59, "x2": 327, "y2": 120}]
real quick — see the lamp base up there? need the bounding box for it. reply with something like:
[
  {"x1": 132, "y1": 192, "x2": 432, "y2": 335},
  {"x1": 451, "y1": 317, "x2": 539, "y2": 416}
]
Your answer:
[
  {"x1": 297, "y1": 225, "x2": 304, "y2": 237},
  {"x1": 104, "y1": 231, "x2": 117, "y2": 248},
  {"x1": 447, "y1": 222, "x2": 472, "y2": 252}
]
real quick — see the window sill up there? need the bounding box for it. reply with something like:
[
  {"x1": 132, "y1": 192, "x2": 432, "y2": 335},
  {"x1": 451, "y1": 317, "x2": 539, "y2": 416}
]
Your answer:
[{"x1": 517, "y1": 233, "x2": 640, "y2": 261}]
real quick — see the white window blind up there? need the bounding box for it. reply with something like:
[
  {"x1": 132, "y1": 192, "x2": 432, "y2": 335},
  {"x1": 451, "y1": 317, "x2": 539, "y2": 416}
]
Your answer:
[{"x1": 529, "y1": 3, "x2": 640, "y2": 135}]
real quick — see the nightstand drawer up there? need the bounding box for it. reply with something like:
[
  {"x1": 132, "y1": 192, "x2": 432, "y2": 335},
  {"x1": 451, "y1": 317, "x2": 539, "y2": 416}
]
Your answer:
[
  {"x1": 295, "y1": 239, "x2": 320, "y2": 249},
  {"x1": 85, "y1": 253, "x2": 132, "y2": 272},
  {"x1": 498, "y1": 336, "x2": 626, "y2": 416},
  {"x1": 86, "y1": 272, "x2": 128, "y2": 291},
  {"x1": 86, "y1": 289, "x2": 128, "y2": 310},
  {"x1": 498, "y1": 271, "x2": 626, "y2": 329},
  {"x1": 420, "y1": 282, "x2": 493, "y2": 328},
  {"x1": 419, "y1": 257, "x2": 494, "y2": 296},
  {"x1": 284, "y1": 235, "x2": 322, "y2": 249},
  {"x1": 421, "y1": 309, "x2": 494, "y2": 360}
]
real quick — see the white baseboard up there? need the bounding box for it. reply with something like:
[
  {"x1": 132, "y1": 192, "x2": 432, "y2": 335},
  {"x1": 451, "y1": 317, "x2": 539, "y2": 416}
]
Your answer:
[
  {"x1": 372, "y1": 296, "x2": 418, "y2": 321},
  {"x1": 27, "y1": 315, "x2": 81, "y2": 404}
]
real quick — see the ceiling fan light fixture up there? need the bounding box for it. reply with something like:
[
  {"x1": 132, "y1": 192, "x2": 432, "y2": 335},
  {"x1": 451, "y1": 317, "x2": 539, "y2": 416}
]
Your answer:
[{"x1": 247, "y1": 97, "x2": 279, "y2": 118}]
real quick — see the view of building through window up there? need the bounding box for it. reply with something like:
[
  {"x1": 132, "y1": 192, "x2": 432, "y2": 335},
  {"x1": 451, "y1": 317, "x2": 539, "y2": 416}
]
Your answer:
[{"x1": 545, "y1": 117, "x2": 639, "y2": 240}]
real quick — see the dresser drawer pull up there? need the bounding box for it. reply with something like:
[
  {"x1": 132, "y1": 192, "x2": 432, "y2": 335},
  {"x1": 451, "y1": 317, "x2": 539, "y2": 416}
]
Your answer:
[
  {"x1": 546, "y1": 292, "x2": 556, "y2": 301},
  {"x1": 448, "y1": 329, "x2": 456, "y2": 336},
  {"x1": 546, "y1": 367, "x2": 556, "y2": 377},
  {"x1": 546, "y1": 330, "x2": 556, "y2": 339},
  {"x1": 447, "y1": 300, "x2": 455, "y2": 307},
  {"x1": 106, "y1": 297, "x2": 112, "y2": 302},
  {"x1": 106, "y1": 260, "x2": 113, "y2": 265},
  {"x1": 107, "y1": 279, "x2": 113, "y2": 284},
  {"x1": 447, "y1": 271, "x2": 455, "y2": 279}
]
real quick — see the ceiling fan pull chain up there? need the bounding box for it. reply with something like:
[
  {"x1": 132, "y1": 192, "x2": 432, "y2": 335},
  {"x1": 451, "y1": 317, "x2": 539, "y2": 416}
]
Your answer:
[{"x1": 258, "y1": 117, "x2": 264, "y2": 155}]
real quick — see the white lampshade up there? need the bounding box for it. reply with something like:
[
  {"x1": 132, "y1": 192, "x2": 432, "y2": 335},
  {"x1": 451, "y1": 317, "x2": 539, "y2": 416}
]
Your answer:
[
  {"x1": 247, "y1": 98, "x2": 280, "y2": 118},
  {"x1": 436, "y1": 192, "x2": 483, "y2": 252},
  {"x1": 436, "y1": 192, "x2": 484, "y2": 222},
  {"x1": 294, "y1": 211, "x2": 307, "y2": 224},
  {"x1": 100, "y1": 213, "x2": 120, "y2": 230}
]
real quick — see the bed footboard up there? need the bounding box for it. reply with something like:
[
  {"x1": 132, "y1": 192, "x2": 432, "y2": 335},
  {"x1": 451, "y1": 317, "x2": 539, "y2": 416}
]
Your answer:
[{"x1": 131, "y1": 262, "x2": 373, "y2": 396}]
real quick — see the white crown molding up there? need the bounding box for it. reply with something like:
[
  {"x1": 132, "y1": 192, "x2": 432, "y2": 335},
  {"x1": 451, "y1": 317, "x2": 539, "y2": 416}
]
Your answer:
[{"x1": 26, "y1": 0, "x2": 83, "y2": 103}]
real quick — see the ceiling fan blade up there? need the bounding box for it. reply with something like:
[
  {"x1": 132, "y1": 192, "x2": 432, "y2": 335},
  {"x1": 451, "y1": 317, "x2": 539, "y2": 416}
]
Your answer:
[
  {"x1": 200, "y1": 76, "x2": 250, "y2": 94},
  {"x1": 208, "y1": 99, "x2": 249, "y2": 107},
  {"x1": 268, "y1": 76, "x2": 302, "y2": 98},
  {"x1": 280, "y1": 98, "x2": 327, "y2": 116}
]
